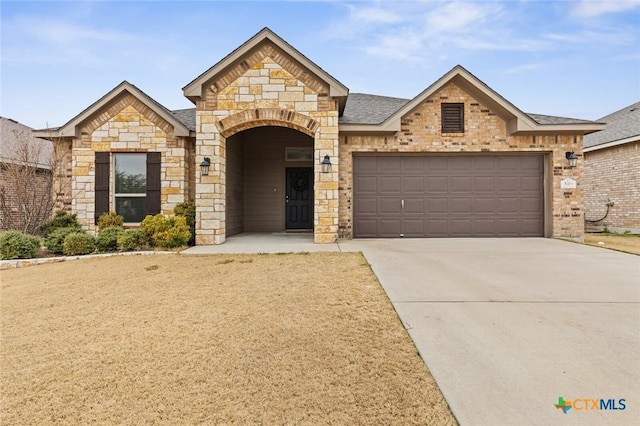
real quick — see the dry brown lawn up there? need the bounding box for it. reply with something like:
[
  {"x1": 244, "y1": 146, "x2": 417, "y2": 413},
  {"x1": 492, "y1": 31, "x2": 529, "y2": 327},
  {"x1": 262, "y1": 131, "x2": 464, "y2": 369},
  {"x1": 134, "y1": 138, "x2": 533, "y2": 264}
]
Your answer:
[
  {"x1": 584, "y1": 233, "x2": 640, "y2": 255},
  {"x1": 1, "y1": 253, "x2": 456, "y2": 425}
]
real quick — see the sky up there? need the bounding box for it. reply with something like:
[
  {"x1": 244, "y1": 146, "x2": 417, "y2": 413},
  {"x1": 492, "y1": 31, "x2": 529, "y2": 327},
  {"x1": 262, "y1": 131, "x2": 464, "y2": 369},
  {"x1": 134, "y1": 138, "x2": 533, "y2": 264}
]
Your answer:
[{"x1": 1, "y1": 0, "x2": 639, "y2": 129}]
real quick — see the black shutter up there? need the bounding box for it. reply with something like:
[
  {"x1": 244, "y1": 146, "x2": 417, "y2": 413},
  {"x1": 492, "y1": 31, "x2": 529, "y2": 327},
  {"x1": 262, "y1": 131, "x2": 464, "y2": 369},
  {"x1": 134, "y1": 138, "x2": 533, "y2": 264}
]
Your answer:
[
  {"x1": 442, "y1": 103, "x2": 464, "y2": 133},
  {"x1": 95, "y1": 152, "x2": 110, "y2": 225},
  {"x1": 146, "y1": 152, "x2": 161, "y2": 215}
]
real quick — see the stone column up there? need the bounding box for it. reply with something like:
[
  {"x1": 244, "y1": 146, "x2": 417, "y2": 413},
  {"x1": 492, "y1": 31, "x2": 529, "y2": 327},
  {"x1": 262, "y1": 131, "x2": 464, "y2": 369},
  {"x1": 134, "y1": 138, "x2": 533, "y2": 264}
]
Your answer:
[{"x1": 313, "y1": 111, "x2": 339, "y2": 243}]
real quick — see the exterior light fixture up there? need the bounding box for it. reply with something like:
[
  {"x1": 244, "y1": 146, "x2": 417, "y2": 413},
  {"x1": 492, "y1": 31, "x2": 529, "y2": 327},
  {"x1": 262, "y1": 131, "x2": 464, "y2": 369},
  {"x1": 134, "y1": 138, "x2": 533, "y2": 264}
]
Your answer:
[
  {"x1": 321, "y1": 155, "x2": 332, "y2": 173},
  {"x1": 200, "y1": 157, "x2": 211, "y2": 176},
  {"x1": 565, "y1": 151, "x2": 578, "y2": 168}
]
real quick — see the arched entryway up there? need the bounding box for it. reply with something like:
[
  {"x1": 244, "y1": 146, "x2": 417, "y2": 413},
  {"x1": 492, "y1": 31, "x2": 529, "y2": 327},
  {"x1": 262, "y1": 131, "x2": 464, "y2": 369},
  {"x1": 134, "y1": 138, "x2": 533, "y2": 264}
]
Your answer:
[{"x1": 225, "y1": 126, "x2": 314, "y2": 236}]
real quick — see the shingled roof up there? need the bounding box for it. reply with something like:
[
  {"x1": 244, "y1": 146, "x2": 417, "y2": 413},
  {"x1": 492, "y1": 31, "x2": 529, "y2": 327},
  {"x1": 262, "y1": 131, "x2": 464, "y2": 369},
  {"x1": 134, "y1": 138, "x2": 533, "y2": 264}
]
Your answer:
[
  {"x1": 339, "y1": 93, "x2": 410, "y2": 125},
  {"x1": 584, "y1": 102, "x2": 640, "y2": 149}
]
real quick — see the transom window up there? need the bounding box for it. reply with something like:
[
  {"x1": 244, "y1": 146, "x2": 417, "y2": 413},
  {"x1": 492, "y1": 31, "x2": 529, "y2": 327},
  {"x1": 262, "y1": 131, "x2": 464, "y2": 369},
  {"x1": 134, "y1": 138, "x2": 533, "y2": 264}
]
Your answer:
[
  {"x1": 114, "y1": 153, "x2": 147, "y2": 223},
  {"x1": 441, "y1": 103, "x2": 465, "y2": 133}
]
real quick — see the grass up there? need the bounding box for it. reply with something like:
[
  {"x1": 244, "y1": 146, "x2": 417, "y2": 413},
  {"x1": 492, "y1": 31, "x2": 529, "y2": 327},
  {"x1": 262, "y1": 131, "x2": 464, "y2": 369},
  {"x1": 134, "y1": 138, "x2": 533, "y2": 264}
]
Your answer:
[
  {"x1": 0, "y1": 252, "x2": 456, "y2": 425},
  {"x1": 584, "y1": 232, "x2": 640, "y2": 255}
]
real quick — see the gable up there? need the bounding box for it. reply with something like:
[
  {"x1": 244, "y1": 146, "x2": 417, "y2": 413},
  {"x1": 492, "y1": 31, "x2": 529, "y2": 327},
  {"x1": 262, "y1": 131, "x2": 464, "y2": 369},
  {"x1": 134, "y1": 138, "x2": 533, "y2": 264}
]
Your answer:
[
  {"x1": 339, "y1": 65, "x2": 605, "y2": 136},
  {"x1": 50, "y1": 82, "x2": 190, "y2": 139},
  {"x1": 183, "y1": 28, "x2": 348, "y2": 111}
]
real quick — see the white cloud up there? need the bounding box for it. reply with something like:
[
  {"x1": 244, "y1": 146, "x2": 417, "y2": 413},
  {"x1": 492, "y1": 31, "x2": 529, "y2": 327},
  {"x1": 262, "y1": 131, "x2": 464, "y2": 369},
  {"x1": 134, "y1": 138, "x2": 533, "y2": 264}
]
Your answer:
[
  {"x1": 571, "y1": 0, "x2": 640, "y2": 18},
  {"x1": 425, "y1": 1, "x2": 500, "y2": 33},
  {"x1": 352, "y1": 6, "x2": 401, "y2": 24}
]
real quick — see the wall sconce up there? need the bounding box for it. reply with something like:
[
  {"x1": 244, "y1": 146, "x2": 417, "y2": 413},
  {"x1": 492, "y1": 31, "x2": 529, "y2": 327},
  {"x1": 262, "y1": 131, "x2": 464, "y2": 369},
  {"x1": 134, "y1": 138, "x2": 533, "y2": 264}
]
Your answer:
[
  {"x1": 321, "y1": 155, "x2": 332, "y2": 173},
  {"x1": 565, "y1": 151, "x2": 578, "y2": 168},
  {"x1": 200, "y1": 157, "x2": 211, "y2": 176}
]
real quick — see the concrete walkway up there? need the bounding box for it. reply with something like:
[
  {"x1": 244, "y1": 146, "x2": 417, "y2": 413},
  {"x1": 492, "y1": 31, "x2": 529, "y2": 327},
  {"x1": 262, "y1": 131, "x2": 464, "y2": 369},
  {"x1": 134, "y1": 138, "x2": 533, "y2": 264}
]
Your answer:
[
  {"x1": 182, "y1": 232, "x2": 342, "y2": 254},
  {"x1": 339, "y1": 238, "x2": 639, "y2": 426}
]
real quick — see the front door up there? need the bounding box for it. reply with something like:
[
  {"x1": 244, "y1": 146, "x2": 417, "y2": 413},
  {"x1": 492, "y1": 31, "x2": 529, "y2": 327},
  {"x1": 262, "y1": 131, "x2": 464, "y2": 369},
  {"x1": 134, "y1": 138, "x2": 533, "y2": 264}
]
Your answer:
[{"x1": 285, "y1": 168, "x2": 313, "y2": 229}]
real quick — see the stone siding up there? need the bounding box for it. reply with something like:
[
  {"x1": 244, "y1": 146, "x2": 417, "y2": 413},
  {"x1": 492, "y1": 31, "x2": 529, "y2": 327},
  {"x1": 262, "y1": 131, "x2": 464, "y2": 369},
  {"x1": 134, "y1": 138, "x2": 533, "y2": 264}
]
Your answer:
[
  {"x1": 584, "y1": 141, "x2": 640, "y2": 231},
  {"x1": 195, "y1": 43, "x2": 339, "y2": 244},
  {"x1": 70, "y1": 94, "x2": 189, "y2": 232},
  {"x1": 338, "y1": 82, "x2": 584, "y2": 239}
]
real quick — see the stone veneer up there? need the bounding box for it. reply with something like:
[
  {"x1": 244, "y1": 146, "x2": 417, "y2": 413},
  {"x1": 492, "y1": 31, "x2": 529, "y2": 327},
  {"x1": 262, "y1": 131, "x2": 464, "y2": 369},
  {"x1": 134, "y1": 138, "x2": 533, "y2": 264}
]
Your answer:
[
  {"x1": 338, "y1": 83, "x2": 585, "y2": 240},
  {"x1": 69, "y1": 94, "x2": 190, "y2": 232},
  {"x1": 195, "y1": 44, "x2": 339, "y2": 244}
]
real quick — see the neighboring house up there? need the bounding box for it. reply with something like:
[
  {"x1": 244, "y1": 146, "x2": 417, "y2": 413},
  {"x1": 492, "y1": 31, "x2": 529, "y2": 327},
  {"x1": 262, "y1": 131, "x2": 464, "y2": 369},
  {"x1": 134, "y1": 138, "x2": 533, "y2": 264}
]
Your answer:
[
  {"x1": 37, "y1": 28, "x2": 604, "y2": 244},
  {"x1": 0, "y1": 117, "x2": 54, "y2": 233},
  {"x1": 583, "y1": 102, "x2": 640, "y2": 233}
]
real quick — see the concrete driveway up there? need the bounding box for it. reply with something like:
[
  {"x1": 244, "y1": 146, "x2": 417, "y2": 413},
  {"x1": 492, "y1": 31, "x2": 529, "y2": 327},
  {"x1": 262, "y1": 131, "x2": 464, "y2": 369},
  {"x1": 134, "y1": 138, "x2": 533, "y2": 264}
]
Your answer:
[{"x1": 340, "y1": 238, "x2": 639, "y2": 426}]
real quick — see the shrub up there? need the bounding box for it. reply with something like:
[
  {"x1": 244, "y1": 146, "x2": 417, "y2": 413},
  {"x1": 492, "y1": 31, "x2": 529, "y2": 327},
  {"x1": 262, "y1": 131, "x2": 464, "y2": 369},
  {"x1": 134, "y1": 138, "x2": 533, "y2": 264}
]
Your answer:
[
  {"x1": 96, "y1": 226, "x2": 124, "y2": 252},
  {"x1": 140, "y1": 214, "x2": 190, "y2": 249},
  {"x1": 62, "y1": 232, "x2": 96, "y2": 256},
  {"x1": 117, "y1": 229, "x2": 149, "y2": 251},
  {"x1": 40, "y1": 211, "x2": 82, "y2": 237},
  {"x1": 0, "y1": 231, "x2": 42, "y2": 260},
  {"x1": 45, "y1": 227, "x2": 81, "y2": 254},
  {"x1": 174, "y1": 202, "x2": 196, "y2": 246},
  {"x1": 97, "y1": 211, "x2": 124, "y2": 230},
  {"x1": 140, "y1": 214, "x2": 168, "y2": 243}
]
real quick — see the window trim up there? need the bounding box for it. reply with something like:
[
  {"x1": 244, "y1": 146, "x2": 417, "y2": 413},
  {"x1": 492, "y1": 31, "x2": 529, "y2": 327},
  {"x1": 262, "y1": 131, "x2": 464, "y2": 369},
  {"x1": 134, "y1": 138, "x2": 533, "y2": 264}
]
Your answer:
[
  {"x1": 441, "y1": 103, "x2": 465, "y2": 133},
  {"x1": 113, "y1": 153, "x2": 147, "y2": 225}
]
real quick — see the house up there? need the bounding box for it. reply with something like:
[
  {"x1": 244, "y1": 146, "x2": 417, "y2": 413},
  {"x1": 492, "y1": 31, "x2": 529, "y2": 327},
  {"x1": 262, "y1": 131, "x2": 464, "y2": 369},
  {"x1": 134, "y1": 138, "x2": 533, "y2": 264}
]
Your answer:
[
  {"x1": 0, "y1": 117, "x2": 54, "y2": 233},
  {"x1": 583, "y1": 102, "x2": 640, "y2": 233},
  {"x1": 37, "y1": 28, "x2": 605, "y2": 244}
]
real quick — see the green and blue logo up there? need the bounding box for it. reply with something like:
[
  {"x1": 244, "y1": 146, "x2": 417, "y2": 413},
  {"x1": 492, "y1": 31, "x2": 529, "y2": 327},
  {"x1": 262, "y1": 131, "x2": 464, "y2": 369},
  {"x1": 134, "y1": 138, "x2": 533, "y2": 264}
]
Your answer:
[{"x1": 554, "y1": 396, "x2": 626, "y2": 414}]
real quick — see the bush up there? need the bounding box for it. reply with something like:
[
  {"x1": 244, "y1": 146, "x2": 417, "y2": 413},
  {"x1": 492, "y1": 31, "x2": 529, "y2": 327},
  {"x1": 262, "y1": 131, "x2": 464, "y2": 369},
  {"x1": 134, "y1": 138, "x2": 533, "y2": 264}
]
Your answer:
[
  {"x1": 0, "y1": 231, "x2": 42, "y2": 260},
  {"x1": 40, "y1": 211, "x2": 82, "y2": 237},
  {"x1": 97, "y1": 211, "x2": 124, "y2": 230},
  {"x1": 141, "y1": 214, "x2": 190, "y2": 249},
  {"x1": 62, "y1": 232, "x2": 96, "y2": 256},
  {"x1": 175, "y1": 202, "x2": 196, "y2": 246},
  {"x1": 96, "y1": 226, "x2": 124, "y2": 252},
  {"x1": 117, "y1": 229, "x2": 148, "y2": 252},
  {"x1": 45, "y1": 227, "x2": 81, "y2": 254}
]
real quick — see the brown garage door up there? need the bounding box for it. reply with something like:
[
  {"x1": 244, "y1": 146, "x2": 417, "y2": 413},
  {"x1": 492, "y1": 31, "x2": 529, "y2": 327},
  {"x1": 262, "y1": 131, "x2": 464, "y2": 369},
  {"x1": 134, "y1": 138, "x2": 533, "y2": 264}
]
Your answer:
[{"x1": 353, "y1": 155, "x2": 544, "y2": 238}]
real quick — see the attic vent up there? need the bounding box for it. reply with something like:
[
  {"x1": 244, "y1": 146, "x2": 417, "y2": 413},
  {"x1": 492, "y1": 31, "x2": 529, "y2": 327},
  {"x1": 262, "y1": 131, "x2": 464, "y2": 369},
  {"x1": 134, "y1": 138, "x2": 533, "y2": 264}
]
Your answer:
[{"x1": 442, "y1": 103, "x2": 464, "y2": 133}]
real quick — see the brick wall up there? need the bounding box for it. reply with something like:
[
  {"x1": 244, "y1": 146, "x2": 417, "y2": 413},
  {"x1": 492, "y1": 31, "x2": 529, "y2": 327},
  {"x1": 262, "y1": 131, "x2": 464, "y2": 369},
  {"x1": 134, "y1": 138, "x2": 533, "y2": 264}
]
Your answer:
[
  {"x1": 584, "y1": 141, "x2": 640, "y2": 230},
  {"x1": 0, "y1": 166, "x2": 52, "y2": 232},
  {"x1": 338, "y1": 82, "x2": 585, "y2": 239}
]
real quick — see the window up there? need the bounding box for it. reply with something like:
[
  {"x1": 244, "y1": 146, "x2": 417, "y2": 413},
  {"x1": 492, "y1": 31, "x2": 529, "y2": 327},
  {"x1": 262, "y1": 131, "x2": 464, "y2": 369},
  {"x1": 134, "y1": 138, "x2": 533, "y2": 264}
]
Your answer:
[
  {"x1": 114, "y1": 154, "x2": 147, "y2": 223},
  {"x1": 94, "y1": 152, "x2": 161, "y2": 224},
  {"x1": 441, "y1": 103, "x2": 464, "y2": 133}
]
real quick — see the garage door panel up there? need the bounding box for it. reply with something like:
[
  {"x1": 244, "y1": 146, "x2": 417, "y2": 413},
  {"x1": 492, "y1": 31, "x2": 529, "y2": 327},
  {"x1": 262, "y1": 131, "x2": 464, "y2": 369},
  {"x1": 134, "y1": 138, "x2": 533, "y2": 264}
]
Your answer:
[
  {"x1": 379, "y1": 220, "x2": 401, "y2": 237},
  {"x1": 521, "y1": 218, "x2": 543, "y2": 235},
  {"x1": 379, "y1": 176, "x2": 401, "y2": 193},
  {"x1": 380, "y1": 198, "x2": 402, "y2": 214},
  {"x1": 402, "y1": 219, "x2": 424, "y2": 236},
  {"x1": 474, "y1": 176, "x2": 496, "y2": 192},
  {"x1": 354, "y1": 176, "x2": 377, "y2": 193},
  {"x1": 450, "y1": 198, "x2": 472, "y2": 214},
  {"x1": 497, "y1": 176, "x2": 520, "y2": 191},
  {"x1": 353, "y1": 155, "x2": 544, "y2": 238},
  {"x1": 473, "y1": 219, "x2": 495, "y2": 236},
  {"x1": 403, "y1": 198, "x2": 425, "y2": 214},
  {"x1": 354, "y1": 198, "x2": 377, "y2": 214},
  {"x1": 497, "y1": 197, "x2": 520, "y2": 213},
  {"x1": 403, "y1": 176, "x2": 425, "y2": 193},
  {"x1": 450, "y1": 219, "x2": 472, "y2": 235},
  {"x1": 427, "y1": 176, "x2": 449, "y2": 191},
  {"x1": 521, "y1": 197, "x2": 543, "y2": 213},
  {"x1": 473, "y1": 197, "x2": 496, "y2": 213},
  {"x1": 450, "y1": 176, "x2": 472, "y2": 192},
  {"x1": 428, "y1": 198, "x2": 448, "y2": 213},
  {"x1": 521, "y1": 176, "x2": 542, "y2": 191},
  {"x1": 427, "y1": 219, "x2": 449, "y2": 236}
]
